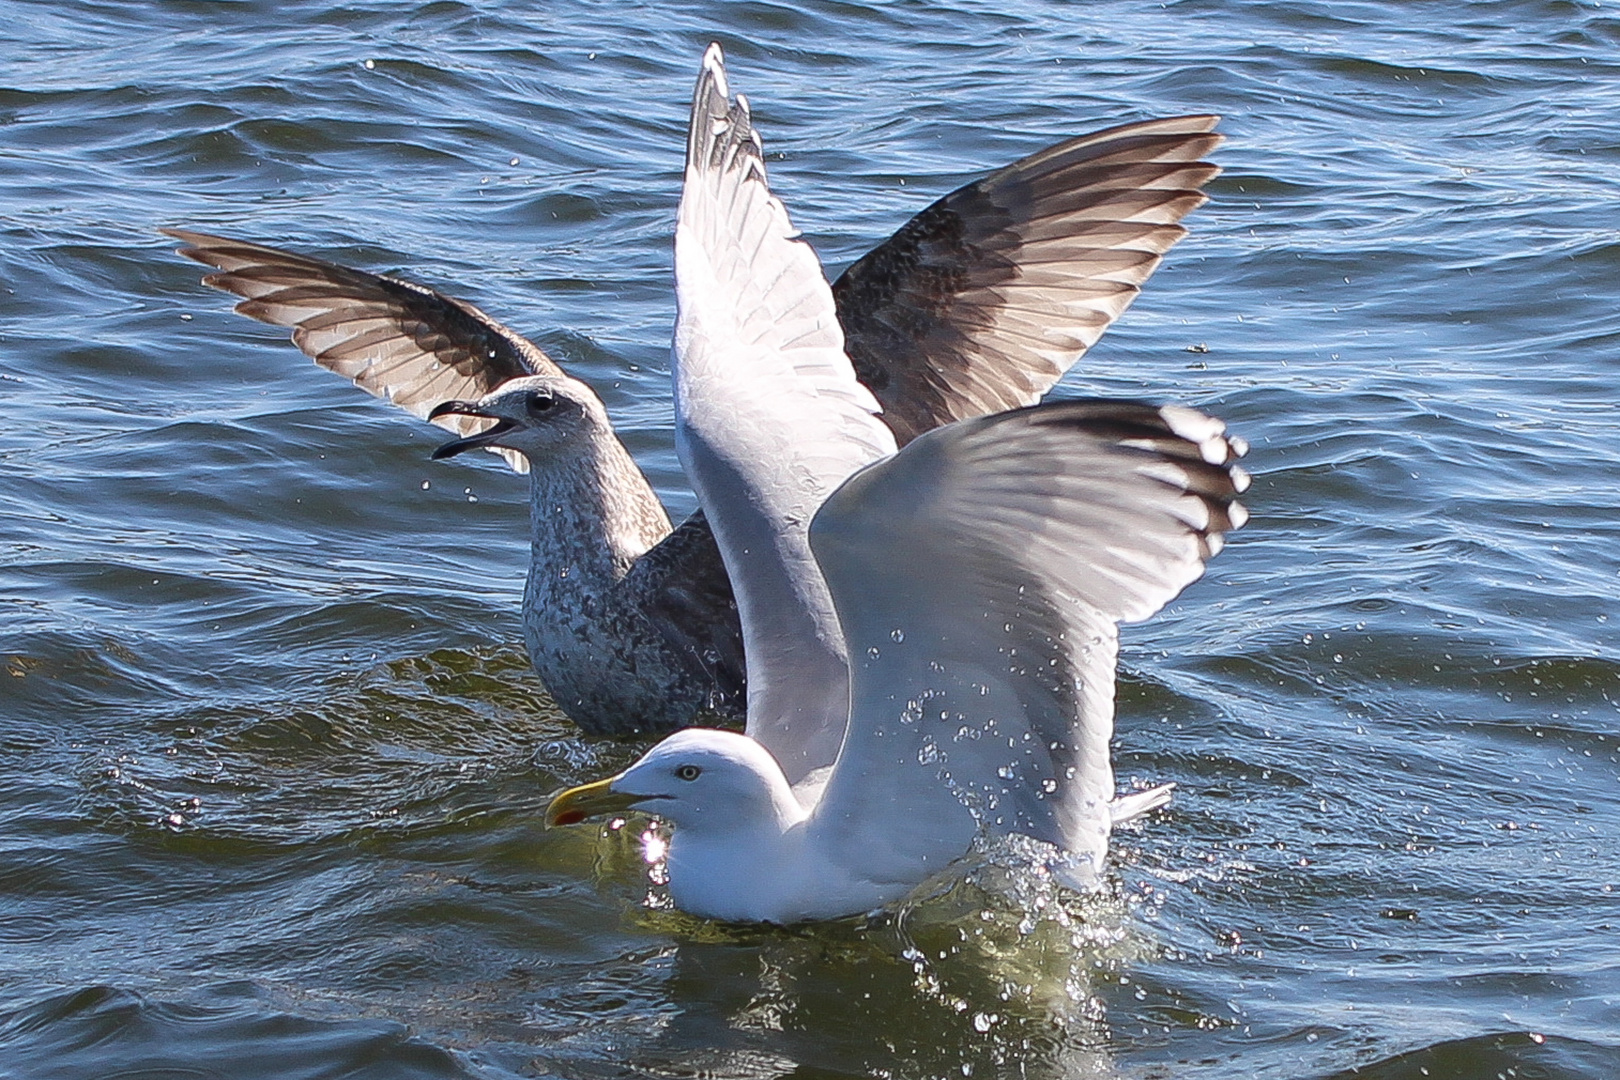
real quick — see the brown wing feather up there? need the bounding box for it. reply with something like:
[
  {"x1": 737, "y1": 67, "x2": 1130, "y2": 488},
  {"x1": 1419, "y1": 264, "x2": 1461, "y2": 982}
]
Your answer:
[
  {"x1": 163, "y1": 228, "x2": 562, "y2": 469},
  {"x1": 831, "y1": 115, "x2": 1222, "y2": 446}
]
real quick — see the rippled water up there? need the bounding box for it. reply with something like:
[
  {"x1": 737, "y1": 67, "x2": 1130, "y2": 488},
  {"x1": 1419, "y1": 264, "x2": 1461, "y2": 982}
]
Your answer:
[{"x1": 2, "y1": 1, "x2": 1618, "y2": 1077}]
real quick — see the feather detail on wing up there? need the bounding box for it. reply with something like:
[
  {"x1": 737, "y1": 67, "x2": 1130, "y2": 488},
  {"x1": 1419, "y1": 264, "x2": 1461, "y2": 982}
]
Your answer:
[
  {"x1": 673, "y1": 44, "x2": 898, "y2": 782},
  {"x1": 808, "y1": 400, "x2": 1248, "y2": 882},
  {"x1": 164, "y1": 228, "x2": 560, "y2": 473},
  {"x1": 627, "y1": 509, "x2": 748, "y2": 722},
  {"x1": 832, "y1": 117, "x2": 1221, "y2": 445}
]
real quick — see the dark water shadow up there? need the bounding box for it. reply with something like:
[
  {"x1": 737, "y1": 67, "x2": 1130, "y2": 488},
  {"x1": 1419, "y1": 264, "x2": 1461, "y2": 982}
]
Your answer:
[
  {"x1": 1319, "y1": 1031, "x2": 1620, "y2": 1080},
  {"x1": 0, "y1": 984, "x2": 486, "y2": 1080}
]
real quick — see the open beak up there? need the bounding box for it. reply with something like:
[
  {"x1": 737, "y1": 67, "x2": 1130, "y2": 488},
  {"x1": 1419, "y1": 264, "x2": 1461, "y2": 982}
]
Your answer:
[
  {"x1": 545, "y1": 774, "x2": 641, "y2": 827},
  {"x1": 427, "y1": 399, "x2": 515, "y2": 459}
]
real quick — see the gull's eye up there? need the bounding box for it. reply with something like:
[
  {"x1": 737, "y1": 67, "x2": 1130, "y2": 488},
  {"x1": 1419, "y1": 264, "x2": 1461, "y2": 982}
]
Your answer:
[
  {"x1": 675, "y1": 764, "x2": 702, "y2": 782},
  {"x1": 525, "y1": 391, "x2": 555, "y2": 417}
]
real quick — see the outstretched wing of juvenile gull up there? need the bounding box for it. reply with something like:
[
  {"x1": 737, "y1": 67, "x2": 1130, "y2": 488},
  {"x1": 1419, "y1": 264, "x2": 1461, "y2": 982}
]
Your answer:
[
  {"x1": 807, "y1": 401, "x2": 1248, "y2": 896},
  {"x1": 674, "y1": 43, "x2": 898, "y2": 782},
  {"x1": 836, "y1": 116, "x2": 1221, "y2": 446},
  {"x1": 162, "y1": 228, "x2": 558, "y2": 473},
  {"x1": 164, "y1": 109, "x2": 1219, "y2": 458}
]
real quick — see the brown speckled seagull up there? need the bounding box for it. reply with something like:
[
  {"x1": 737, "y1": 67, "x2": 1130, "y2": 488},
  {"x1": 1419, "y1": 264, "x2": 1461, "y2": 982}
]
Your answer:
[{"x1": 163, "y1": 80, "x2": 1219, "y2": 737}]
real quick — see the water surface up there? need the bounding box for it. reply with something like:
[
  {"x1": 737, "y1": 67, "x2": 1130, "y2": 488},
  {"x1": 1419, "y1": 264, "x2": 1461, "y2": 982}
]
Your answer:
[{"x1": 2, "y1": 1, "x2": 1618, "y2": 1077}]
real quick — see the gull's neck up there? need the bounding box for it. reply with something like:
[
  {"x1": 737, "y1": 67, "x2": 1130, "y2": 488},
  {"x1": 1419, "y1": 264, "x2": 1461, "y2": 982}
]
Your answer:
[
  {"x1": 517, "y1": 430, "x2": 676, "y2": 731},
  {"x1": 523, "y1": 434, "x2": 671, "y2": 602}
]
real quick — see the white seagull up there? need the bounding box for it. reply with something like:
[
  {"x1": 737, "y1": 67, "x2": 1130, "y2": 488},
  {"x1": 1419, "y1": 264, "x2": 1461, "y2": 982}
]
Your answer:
[
  {"x1": 163, "y1": 64, "x2": 1220, "y2": 738},
  {"x1": 543, "y1": 45, "x2": 1248, "y2": 924}
]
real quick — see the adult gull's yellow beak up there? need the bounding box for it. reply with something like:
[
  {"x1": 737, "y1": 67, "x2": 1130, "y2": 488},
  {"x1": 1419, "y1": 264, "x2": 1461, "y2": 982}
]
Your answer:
[{"x1": 545, "y1": 774, "x2": 639, "y2": 827}]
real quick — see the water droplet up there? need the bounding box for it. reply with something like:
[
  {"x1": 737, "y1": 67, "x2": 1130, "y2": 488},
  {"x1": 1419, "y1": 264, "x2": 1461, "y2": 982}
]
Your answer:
[
  {"x1": 867, "y1": 646, "x2": 880, "y2": 660},
  {"x1": 890, "y1": 628, "x2": 905, "y2": 643}
]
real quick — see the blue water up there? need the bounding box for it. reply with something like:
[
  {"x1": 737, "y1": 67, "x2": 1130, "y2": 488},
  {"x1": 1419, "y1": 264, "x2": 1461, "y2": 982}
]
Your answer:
[{"x1": 2, "y1": 1, "x2": 1617, "y2": 1077}]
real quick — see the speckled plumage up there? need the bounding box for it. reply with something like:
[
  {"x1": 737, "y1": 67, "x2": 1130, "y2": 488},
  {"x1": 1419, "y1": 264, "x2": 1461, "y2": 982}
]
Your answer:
[{"x1": 495, "y1": 381, "x2": 740, "y2": 735}]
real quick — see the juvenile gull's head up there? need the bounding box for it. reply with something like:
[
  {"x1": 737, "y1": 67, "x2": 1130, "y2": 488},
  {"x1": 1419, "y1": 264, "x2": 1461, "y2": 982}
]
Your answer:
[{"x1": 428, "y1": 375, "x2": 610, "y2": 466}]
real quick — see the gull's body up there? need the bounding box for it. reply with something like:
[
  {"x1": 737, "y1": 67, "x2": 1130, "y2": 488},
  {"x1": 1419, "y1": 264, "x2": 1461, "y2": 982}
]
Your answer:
[
  {"x1": 166, "y1": 69, "x2": 1220, "y2": 737},
  {"x1": 546, "y1": 47, "x2": 1248, "y2": 924},
  {"x1": 429, "y1": 374, "x2": 732, "y2": 733}
]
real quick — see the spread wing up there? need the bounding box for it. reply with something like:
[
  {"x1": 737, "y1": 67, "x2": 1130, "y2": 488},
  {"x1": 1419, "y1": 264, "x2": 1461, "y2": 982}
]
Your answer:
[
  {"x1": 673, "y1": 44, "x2": 898, "y2": 782},
  {"x1": 833, "y1": 117, "x2": 1221, "y2": 446},
  {"x1": 808, "y1": 400, "x2": 1248, "y2": 883},
  {"x1": 164, "y1": 228, "x2": 562, "y2": 472}
]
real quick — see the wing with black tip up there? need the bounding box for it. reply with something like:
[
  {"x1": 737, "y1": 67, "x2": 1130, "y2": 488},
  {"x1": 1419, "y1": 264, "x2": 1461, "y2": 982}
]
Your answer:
[
  {"x1": 674, "y1": 44, "x2": 898, "y2": 781},
  {"x1": 810, "y1": 399, "x2": 1248, "y2": 883}
]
